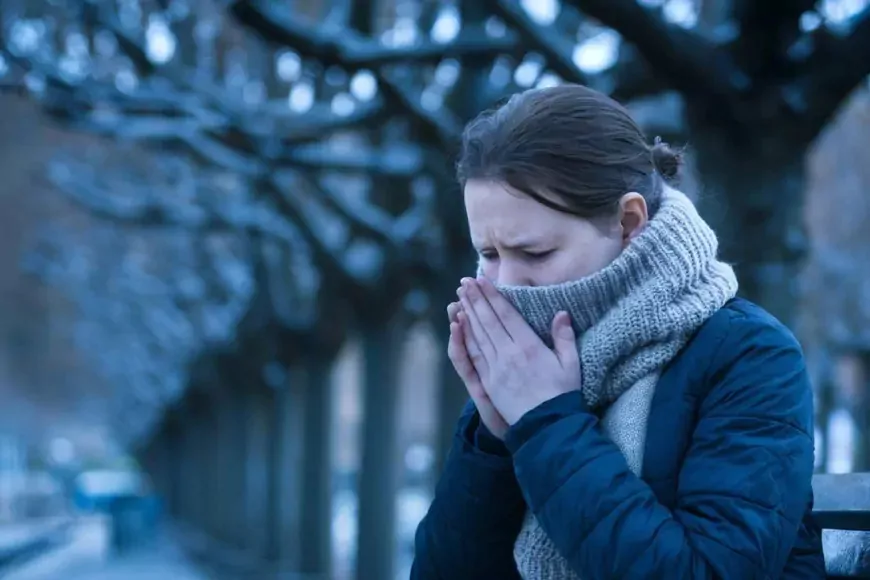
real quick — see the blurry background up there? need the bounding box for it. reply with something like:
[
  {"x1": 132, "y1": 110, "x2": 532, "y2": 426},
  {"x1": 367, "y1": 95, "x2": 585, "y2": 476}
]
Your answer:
[{"x1": 0, "y1": 0, "x2": 867, "y2": 579}]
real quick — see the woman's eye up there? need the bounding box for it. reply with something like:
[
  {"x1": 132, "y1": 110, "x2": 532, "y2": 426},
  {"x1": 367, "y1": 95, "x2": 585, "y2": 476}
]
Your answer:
[
  {"x1": 524, "y1": 250, "x2": 554, "y2": 260},
  {"x1": 479, "y1": 251, "x2": 498, "y2": 261}
]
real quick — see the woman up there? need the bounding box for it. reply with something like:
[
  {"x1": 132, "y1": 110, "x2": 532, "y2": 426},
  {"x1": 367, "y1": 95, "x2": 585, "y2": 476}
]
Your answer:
[{"x1": 411, "y1": 85, "x2": 825, "y2": 579}]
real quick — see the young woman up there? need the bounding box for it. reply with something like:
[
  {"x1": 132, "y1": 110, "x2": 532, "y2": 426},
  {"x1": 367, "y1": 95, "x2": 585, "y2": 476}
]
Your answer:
[{"x1": 411, "y1": 85, "x2": 824, "y2": 579}]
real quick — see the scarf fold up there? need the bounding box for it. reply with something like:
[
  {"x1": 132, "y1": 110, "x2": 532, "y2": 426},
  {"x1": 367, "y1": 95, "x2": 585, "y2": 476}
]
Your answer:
[
  {"x1": 490, "y1": 189, "x2": 738, "y2": 580},
  {"x1": 495, "y1": 188, "x2": 739, "y2": 410}
]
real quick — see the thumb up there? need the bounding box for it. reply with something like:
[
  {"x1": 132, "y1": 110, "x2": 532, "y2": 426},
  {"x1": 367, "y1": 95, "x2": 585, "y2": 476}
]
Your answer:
[{"x1": 551, "y1": 311, "x2": 578, "y2": 368}]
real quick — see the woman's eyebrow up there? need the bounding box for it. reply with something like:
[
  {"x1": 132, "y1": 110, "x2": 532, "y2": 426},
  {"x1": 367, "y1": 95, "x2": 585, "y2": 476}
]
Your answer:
[
  {"x1": 500, "y1": 238, "x2": 553, "y2": 251},
  {"x1": 472, "y1": 235, "x2": 556, "y2": 251}
]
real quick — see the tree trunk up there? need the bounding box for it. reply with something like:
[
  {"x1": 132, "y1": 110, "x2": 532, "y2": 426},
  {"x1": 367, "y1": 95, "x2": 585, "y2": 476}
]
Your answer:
[
  {"x1": 433, "y1": 325, "x2": 468, "y2": 479},
  {"x1": 690, "y1": 131, "x2": 809, "y2": 329},
  {"x1": 192, "y1": 402, "x2": 213, "y2": 532},
  {"x1": 428, "y1": 263, "x2": 477, "y2": 480},
  {"x1": 225, "y1": 385, "x2": 250, "y2": 549},
  {"x1": 852, "y1": 352, "x2": 870, "y2": 472},
  {"x1": 164, "y1": 420, "x2": 183, "y2": 519},
  {"x1": 265, "y1": 385, "x2": 285, "y2": 563},
  {"x1": 355, "y1": 316, "x2": 406, "y2": 580},
  {"x1": 211, "y1": 384, "x2": 241, "y2": 545},
  {"x1": 296, "y1": 354, "x2": 335, "y2": 576},
  {"x1": 813, "y1": 350, "x2": 835, "y2": 472},
  {"x1": 244, "y1": 387, "x2": 272, "y2": 557},
  {"x1": 204, "y1": 398, "x2": 223, "y2": 541},
  {"x1": 179, "y1": 408, "x2": 199, "y2": 527}
]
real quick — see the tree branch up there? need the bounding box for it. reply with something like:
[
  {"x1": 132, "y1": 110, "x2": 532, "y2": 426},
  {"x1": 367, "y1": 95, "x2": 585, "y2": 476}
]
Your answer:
[
  {"x1": 228, "y1": 3, "x2": 463, "y2": 146},
  {"x1": 377, "y1": 69, "x2": 464, "y2": 144},
  {"x1": 486, "y1": 0, "x2": 590, "y2": 86},
  {"x1": 279, "y1": 142, "x2": 425, "y2": 177},
  {"x1": 43, "y1": 76, "x2": 427, "y2": 258},
  {"x1": 608, "y1": 44, "x2": 669, "y2": 103},
  {"x1": 229, "y1": 0, "x2": 523, "y2": 67},
  {"x1": 488, "y1": 0, "x2": 670, "y2": 102},
  {"x1": 273, "y1": 99, "x2": 388, "y2": 144},
  {"x1": 261, "y1": 175, "x2": 370, "y2": 285},
  {"x1": 45, "y1": 156, "x2": 290, "y2": 242},
  {"x1": 81, "y1": 2, "x2": 155, "y2": 76},
  {"x1": 58, "y1": 94, "x2": 419, "y2": 177},
  {"x1": 563, "y1": 0, "x2": 751, "y2": 111},
  {"x1": 798, "y1": 8, "x2": 870, "y2": 142},
  {"x1": 730, "y1": 0, "x2": 816, "y2": 74},
  {"x1": 316, "y1": 172, "x2": 434, "y2": 250}
]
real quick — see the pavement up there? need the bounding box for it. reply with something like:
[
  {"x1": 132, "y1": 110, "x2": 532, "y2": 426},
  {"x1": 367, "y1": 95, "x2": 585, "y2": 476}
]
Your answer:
[
  {"x1": 2, "y1": 516, "x2": 210, "y2": 580},
  {"x1": 0, "y1": 518, "x2": 66, "y2": 551}
]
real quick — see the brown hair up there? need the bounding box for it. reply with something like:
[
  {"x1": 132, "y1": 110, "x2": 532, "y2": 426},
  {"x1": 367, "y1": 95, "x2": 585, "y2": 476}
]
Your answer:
[{"x1": 456, "y1": 84, "x2": 682, "y2": 219}]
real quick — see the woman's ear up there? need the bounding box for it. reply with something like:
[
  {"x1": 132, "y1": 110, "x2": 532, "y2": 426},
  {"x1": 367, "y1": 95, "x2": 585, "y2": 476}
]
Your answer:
[{"x1": 619, "y1": 193, "x2": 648, "y2": 246}]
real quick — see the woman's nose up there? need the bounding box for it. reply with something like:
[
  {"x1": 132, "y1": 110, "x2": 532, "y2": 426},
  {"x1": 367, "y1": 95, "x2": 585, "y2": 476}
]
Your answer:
[{"x1": 495, "y1": 260, "x2": 529, "y2": 286}]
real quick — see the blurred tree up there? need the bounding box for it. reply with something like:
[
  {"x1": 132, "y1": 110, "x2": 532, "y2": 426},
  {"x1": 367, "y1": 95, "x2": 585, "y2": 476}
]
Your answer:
[
  {"x1": 2, "y1": 0, "x2": 869, "y2": 576},
  {"x1": 231, "y1": 0, "x2": 870, "y2": 327},
  {"x1": 23, "y1": 147, "x2": 260, "y2": 447},
  {"x1": 0, "y1": 3, "x2": 440, "y2": 577},
  {"x1": 803, "y1": 87, "x2": 870, "y2": 471}
]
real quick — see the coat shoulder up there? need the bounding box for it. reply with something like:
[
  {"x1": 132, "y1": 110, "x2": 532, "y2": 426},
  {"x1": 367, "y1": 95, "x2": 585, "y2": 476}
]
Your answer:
[{"x1": 682, "y1": 297, "x2": 803, "y2": 375}]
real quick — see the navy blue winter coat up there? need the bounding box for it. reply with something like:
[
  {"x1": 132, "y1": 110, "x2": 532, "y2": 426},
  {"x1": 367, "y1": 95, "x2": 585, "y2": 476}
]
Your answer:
[{"x1": 412, "y1": 299, "x2": 825, "y2": 579}]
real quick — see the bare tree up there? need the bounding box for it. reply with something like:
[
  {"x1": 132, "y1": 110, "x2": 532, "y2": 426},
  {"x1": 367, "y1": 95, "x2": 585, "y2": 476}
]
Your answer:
[
  {"x1": 23, "y1": 147, "x2": 260, "y2": 446},
  {"x1": 229, "y1": 0, "x2": 870, "y2": 328},
  {"x1": 4, "y1": 0, "x2": 869, "y2": 576}
]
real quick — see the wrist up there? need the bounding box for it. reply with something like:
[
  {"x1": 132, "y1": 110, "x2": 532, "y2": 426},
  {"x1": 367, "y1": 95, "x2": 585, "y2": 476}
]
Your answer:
[
  {"x1": 476, "y1": 422, "x2": 510, "y2": 456},
  {"x1": 505, "y1": 391, "x2": 588, "y2": 454}
]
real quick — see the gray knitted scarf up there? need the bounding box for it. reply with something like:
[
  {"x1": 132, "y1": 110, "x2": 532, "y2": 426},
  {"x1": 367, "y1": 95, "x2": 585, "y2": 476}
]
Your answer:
[{"x1": 493, "y1": 189, "x2": 738, "y2": 579}]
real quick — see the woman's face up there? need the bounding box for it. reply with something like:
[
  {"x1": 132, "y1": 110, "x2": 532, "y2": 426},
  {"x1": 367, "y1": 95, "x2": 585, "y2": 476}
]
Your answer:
[{"x1": 464, "y1": 179, "x2": 646, "y2": 287}]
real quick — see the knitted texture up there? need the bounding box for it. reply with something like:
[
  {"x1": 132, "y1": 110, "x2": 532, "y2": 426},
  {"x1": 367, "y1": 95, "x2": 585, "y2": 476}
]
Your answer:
[
  {"x1": 493, "y1": 189, "x2": 739, "y2": 579},
  {"x1": 492, "y1": 188, "x2": 738, "y2": 410}
]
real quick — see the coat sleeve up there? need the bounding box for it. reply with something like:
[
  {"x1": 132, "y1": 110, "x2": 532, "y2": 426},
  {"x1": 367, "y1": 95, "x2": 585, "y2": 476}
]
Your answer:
[
  {"x1": 503, "y1": 311, "x2": 816, "y2": 580},
  {"x1": 411, "y1": 401, "x2": 525, "y2": 580}
]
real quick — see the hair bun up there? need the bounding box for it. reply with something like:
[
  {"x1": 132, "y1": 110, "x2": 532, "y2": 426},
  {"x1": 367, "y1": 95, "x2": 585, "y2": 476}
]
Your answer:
[{"x1": 651, "y1": 137, "x2": 683, "y2": 183}]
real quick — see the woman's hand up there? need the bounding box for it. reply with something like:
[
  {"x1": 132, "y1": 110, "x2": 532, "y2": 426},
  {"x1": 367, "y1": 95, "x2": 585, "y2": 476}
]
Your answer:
[
  {"x1": 447, "y1": 301, "x2": 510, "y2": 440},
  {"x1": 457, "y1": 277, "x2": 581, "y2": 426}
]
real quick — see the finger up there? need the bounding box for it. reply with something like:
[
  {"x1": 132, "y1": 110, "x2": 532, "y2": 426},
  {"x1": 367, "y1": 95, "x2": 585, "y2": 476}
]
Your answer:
[
  {"x1": 457, "y1": 320, "x2": 495, "y2": 407},
  {"x1": 457, "y1": 311, "x2": 489, "y2": 374},
  {"x1": 459, "y1": 288, "x2": 497, "y2": 361},
  {"x1": 551, "y1": 311, "x2": 580, "y2": 371},
  {"x1": 447, "y1": 301, "x2": 461, "y2": 324},
  {"x1": 448, "y1": 321, "x2": 480, "y2": 386},
  {"x1": 477, "y1": 277, "x2": 540, "y2": 345},
  {"x1": 462, "y1": 278, "x2": 512, "y2": 347}
]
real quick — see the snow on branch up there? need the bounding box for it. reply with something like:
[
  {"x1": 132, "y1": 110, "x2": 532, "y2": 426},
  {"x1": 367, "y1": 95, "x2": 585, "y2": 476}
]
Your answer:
[
  {"x1": 563, "y1": 0, "x2": 751, "y2": 113},
  {"x1": 45, "y1": 154, "x2": 293, "y2": 244},
  {"x1": 227, "y1": 4, "x2": 464, "y2": 145},
  {"x1": 229, "y1": 0, "x2": 523, "y2": 68},
  {"x1": 486, "y1": 0, "x2": 591, "y2": 87},
  {"x1": 318, "y1": 171, "x2": 436, "y2": 252},
  {"x1": 265, "y1": 172, "x2": 377, "y2": 284},
  {"x1": 799, "y1": 7, "x2": 870, "y2": 141},
  {"x1": 22, "y1": 201, "x2": 258, "y2": 443}
]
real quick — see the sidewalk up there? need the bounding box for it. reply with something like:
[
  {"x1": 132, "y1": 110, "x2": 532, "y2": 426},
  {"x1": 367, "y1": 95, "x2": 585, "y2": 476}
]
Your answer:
[
  {"x1": 0, "y1": 517, "x2": 71, "y2": 568},
  {"x1": 0, "y1": 518, "x2": 66, "y2": 550},
  {"x1": 4, "y1": 516, "x2": 210, "y2": 580}
]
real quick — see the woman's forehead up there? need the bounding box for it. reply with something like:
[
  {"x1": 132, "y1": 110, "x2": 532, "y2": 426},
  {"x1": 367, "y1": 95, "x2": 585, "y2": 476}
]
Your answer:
[{"x1": 464, "y1": 180, "x2": 581, "y2": 247}]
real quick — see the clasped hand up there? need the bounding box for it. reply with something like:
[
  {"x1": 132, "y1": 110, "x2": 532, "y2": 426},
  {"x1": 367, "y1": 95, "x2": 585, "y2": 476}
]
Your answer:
[{"x1": 447, "y1": 277, "x2": 581, "y2": 439}]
